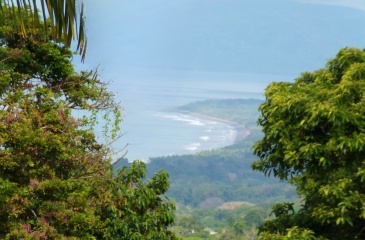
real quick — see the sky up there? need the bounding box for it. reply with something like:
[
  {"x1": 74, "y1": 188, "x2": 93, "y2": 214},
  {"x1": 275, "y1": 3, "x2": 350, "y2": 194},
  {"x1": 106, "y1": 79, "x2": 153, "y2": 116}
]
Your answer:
[{"x1": 79, "y1": 0, "x2": 365, "y2": 75}]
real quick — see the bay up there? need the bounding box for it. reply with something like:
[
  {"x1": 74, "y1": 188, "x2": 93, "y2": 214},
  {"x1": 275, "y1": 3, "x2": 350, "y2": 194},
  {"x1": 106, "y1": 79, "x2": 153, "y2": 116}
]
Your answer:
[{"x1": 96, "y1": 68, "x2": 294, "y2": 161}]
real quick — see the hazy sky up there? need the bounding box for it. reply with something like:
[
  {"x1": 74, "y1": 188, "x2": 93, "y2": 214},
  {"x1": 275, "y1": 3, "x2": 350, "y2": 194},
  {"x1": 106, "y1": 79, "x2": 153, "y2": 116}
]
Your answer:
[{"x1": 80, "y1": 0, "x2": 365, "y2": 75}]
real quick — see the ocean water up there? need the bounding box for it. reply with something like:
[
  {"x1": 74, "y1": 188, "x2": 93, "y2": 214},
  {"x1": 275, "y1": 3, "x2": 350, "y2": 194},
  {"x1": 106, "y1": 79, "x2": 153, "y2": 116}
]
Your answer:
[{"x1": 97, "y1": 68, "x2": 293, "y2": 161}]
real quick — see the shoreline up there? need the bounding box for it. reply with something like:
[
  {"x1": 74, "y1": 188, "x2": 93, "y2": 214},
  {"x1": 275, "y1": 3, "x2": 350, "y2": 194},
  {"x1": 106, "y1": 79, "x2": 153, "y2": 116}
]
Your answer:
[{"x1": 178, "y1": 110, "x2": 250, "y2": 143}]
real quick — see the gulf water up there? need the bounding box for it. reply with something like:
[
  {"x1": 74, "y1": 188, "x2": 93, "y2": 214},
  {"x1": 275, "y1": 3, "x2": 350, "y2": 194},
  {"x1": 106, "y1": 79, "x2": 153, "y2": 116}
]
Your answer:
[{"x1": 95, "y1": 68, "x2": 293, "y2": 161}]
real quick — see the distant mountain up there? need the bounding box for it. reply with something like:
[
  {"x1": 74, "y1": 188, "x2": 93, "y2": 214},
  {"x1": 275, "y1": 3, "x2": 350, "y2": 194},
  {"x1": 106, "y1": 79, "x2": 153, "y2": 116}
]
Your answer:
[{"x1": 86, "y1": 0, "x2": 365, "y2": 75}]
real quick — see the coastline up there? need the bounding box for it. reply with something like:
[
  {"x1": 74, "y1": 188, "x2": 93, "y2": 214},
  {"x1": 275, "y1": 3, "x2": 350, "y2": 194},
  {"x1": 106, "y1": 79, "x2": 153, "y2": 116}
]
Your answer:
[{"x1": 178, "y1": 110, "x2": 250, "y2": 143}]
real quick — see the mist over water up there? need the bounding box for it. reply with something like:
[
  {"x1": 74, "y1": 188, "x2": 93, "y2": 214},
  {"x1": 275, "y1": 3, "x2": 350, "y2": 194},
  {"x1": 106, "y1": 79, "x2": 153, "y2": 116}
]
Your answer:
[{"x1": 104, "y1": 69, "x2": 293, "y2": 161}]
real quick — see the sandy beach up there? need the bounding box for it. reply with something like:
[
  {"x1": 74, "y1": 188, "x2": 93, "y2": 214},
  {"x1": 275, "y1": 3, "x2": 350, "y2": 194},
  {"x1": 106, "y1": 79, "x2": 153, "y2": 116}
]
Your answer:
[{"x1": 179, "y1": 111, "x2": 250, "y2": 143}]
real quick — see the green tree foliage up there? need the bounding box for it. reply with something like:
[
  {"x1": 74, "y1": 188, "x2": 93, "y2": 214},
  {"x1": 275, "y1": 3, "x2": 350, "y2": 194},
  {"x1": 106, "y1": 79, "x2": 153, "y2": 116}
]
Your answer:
[
  {"x1": 0, "y1": 0, "x2": 86, "y2": 59},
  {"x1": 0, "y1": 11, "x2": 176, "y2": 239},
  {"x1": 172, "y1": 204, "x2": 270, "y2": 240},
  {"x1": 257, "y1": 226, "x2": 319, "y2": 240},
  {"x1": 253, "y1": 47, "x2": 365, "y2": 239}
]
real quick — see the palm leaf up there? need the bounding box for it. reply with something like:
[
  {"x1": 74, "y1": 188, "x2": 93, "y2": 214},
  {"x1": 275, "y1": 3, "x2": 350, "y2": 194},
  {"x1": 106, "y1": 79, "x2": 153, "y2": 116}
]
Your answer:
[{"x1": 0, "y1": 0, "x2": 87, "y2": 61}]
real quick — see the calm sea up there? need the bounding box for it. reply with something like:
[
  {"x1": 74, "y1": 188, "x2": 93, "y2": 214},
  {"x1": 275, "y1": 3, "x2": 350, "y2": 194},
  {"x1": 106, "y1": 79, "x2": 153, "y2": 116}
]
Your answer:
[{"x1": 95, "y1": 68, "x2": 293, "y2": 161}]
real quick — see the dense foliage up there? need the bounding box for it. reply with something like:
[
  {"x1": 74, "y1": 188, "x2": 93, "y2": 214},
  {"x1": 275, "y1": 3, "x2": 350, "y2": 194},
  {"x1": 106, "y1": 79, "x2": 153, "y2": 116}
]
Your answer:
[
  {"x1": 253, "y1": 47, "x2": 365, "y2": 239},
  {"x1": 171, "y1": 203, "x2": 271, "y2": 240},
  {"x1": 0, "y1": 13, "x2": 176, "y2": 239}
]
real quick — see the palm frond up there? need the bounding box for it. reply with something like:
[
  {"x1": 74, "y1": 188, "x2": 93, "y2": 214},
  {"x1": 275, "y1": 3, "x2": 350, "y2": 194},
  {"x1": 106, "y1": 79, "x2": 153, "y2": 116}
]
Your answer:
[{"x1": 0, "y1": 0, "x2": 87, "y2": 61}]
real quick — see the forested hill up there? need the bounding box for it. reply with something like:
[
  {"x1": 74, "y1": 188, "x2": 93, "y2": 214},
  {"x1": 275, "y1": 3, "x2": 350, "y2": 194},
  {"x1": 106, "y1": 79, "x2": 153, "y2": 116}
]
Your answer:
[
  {"x1": 147, "y1": 139, "x2": 295, "y2": 208},
  {"x1": 89, "y1": 0, "x2": 365, "y2": 75}
]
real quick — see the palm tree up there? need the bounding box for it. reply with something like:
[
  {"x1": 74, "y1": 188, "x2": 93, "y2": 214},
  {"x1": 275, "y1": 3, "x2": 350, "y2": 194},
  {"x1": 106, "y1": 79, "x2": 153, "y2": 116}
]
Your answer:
[{"x1": 0, "y1": 0, "x2": 86, "y2": 60}]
